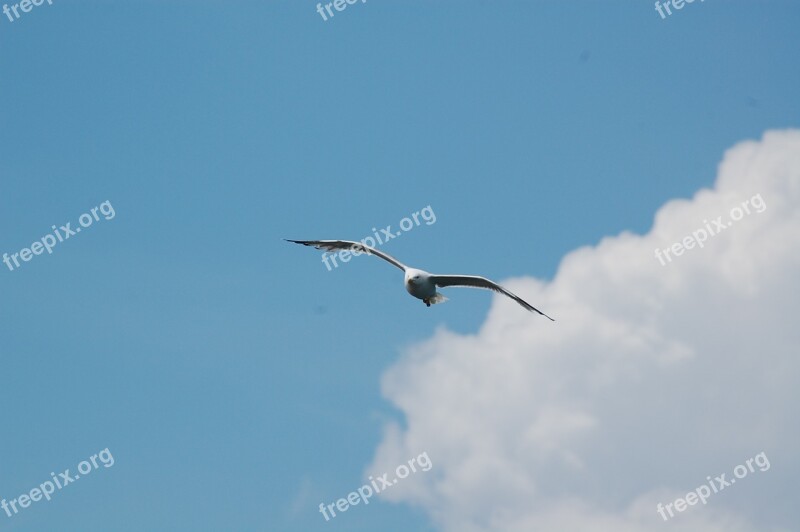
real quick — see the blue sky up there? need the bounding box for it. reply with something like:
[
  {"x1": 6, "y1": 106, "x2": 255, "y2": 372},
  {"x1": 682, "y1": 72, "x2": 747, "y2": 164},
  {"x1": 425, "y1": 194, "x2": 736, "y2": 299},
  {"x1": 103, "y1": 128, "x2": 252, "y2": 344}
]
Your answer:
[{"x1": 1, "y1": 1, "x2": 798, "y2": 531}]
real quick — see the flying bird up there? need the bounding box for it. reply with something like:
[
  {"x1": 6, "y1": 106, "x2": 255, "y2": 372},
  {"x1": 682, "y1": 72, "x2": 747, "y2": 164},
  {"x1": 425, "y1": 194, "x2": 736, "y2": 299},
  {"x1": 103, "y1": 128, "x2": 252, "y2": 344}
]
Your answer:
[{"x1": 286, "y1": 239, "x2": 554, "y2": 320}]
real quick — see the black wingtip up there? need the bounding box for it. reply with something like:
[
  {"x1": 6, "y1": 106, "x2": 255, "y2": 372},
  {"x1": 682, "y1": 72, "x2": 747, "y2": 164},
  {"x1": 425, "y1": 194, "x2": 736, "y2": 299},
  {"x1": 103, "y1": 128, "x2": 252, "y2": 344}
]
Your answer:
[{"x1": 533, "y1": 308, "x2": 555, "y2": 321}]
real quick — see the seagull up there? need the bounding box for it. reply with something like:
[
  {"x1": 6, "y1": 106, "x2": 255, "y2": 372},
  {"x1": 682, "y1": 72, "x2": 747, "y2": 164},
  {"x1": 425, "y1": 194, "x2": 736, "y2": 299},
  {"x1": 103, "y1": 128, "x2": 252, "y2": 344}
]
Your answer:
[{"x1": 286, "y1": 239, "x2": 554, "y2": 320}]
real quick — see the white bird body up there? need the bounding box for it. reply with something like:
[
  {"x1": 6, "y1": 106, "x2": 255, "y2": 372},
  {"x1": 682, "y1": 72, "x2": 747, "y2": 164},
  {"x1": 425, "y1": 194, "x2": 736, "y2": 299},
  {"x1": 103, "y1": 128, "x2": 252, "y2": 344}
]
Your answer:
[
  {"x1": 404, "y1": 268, "x2": 435, "y2": 299},
  {"x1": 286, "y1": 239, "x2": 554, "y2": 320},
  {"x1": 402, "y1": 268, "x2": 452, "y2": 305}
]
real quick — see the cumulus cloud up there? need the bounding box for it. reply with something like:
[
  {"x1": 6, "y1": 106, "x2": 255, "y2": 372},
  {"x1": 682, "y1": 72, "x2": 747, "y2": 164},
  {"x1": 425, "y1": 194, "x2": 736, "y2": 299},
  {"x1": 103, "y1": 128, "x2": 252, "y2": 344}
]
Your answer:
[{"x1": 368, "y1": 130, "x2": 800, "y2": 531}]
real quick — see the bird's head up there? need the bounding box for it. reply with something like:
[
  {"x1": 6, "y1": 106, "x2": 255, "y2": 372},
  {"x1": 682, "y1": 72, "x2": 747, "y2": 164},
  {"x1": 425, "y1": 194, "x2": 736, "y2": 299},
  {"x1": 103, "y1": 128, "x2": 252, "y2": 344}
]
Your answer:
[{"x1": 405, "y1": 272, "x2": 422, "y2": 285}]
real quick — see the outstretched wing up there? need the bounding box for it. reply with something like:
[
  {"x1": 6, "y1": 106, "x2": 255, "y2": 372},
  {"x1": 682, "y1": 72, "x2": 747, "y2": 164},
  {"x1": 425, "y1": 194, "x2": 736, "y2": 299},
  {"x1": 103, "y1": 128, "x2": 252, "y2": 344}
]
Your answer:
[
  {"x1": 430, "y1": 274, "x2": 554, "y2": 320},
  {"x1": 285, "y1": 239, "x2": 407, "y2": 272}
]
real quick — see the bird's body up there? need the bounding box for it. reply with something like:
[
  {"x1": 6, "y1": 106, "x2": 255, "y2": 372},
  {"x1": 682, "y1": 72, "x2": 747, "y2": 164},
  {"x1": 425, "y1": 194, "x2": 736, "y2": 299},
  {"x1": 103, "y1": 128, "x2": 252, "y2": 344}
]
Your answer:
[
  {"x1": 404, "y1": 268, "x2": 434, "y2": 300},
  {"x1": 403, "y1": 268, "x2": 446, "y2": 306},
  {"x1": 286, "y1": 239, "x2": 554, "y2": 320}
]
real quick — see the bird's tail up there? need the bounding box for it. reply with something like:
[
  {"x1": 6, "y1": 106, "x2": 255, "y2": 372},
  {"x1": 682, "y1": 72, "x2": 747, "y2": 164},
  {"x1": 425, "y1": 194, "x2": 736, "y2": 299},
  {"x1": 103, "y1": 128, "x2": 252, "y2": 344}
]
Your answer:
[{"x1": 429, "y1": 292, "x2": 448, "y2": 305}]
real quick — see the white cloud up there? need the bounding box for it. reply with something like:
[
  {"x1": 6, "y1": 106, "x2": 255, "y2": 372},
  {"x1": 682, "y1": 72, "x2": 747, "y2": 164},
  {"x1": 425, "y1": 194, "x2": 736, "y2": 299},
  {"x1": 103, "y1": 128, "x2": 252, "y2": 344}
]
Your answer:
[{"x1": 368, "y1": 130, "x2": 800, "y2": 531}]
